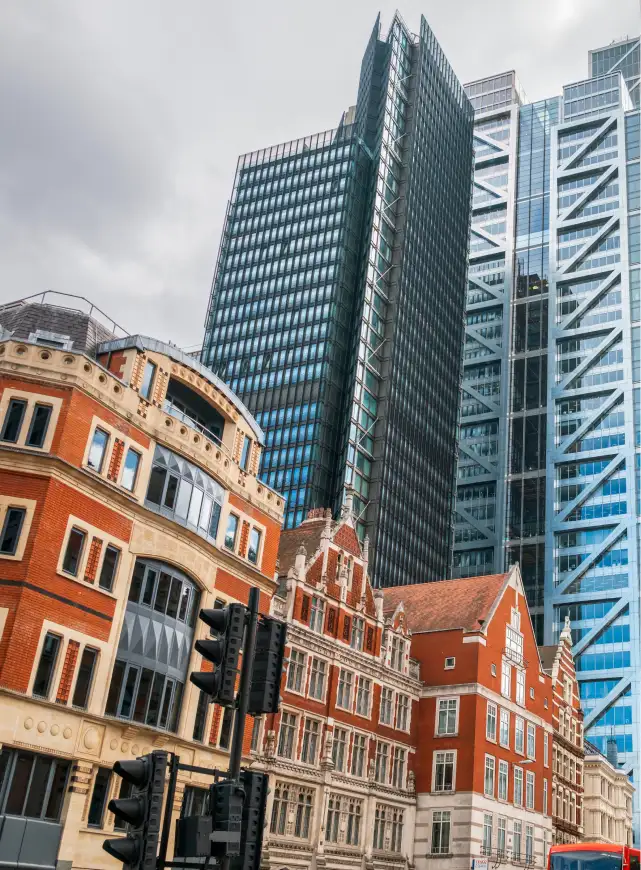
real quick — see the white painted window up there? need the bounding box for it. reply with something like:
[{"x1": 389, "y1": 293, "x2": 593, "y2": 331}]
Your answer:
[
  {"x1": 484, "y1": 755, "x2": 495, "y2": 797},
  {"x1": 515, "y1": 716, "x2": 525, "y2": 754},
  {"x1": 437, "y1": 698, "x2": 458, "y2": 735},
  {"x1": 498, "y1": 760, "x2": 509, "y2": 801},
  {"x1": 516, "y1": 669, "x2": 526, "y2": 706},
  {"x1": 486, "y1": 701, "x2": 497, "y2": 741},
  {"x1": 514, "y1": 767, "x2": 523, "y2": 806},
  {"x1": 501, "y1": 660, "x2": 512, "y2": 698},
  {"x1": 499, "y1": 709, "x2": 510, "y2": 747},
  {"x1": 527, "y1": 722, "x2": 536, "y2": 758},
  {"x1": 526, "y1": 771, "x2": 535, "y2": 809}
]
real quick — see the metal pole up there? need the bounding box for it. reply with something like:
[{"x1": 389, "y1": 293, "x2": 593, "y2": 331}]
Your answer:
[
  {"x1": 158, "y1": 752, "x2": 179, "y2": 870},
  {"x1": 228, "y1": 586, "x2": 260, "y2": 779}
]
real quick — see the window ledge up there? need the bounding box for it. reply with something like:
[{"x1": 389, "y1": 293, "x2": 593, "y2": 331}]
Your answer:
[
  {"x1": 432, "y1": 790, "x2": 456, "y2": 796},
  {"x1": 426, "y1": 854, "x2": 454, "y2": 860},
  {"x1": 55, "y1": 567, "x2": 118, "y2": 601}
]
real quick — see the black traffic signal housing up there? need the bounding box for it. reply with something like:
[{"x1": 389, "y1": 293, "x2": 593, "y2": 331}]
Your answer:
[
  {"x1": 248, "y1": 616, "x2": 287, "y2": 715},
  {"x1": 103, "y1": 751, "x2": 168, "y2": 870},
  {"x1": 231, "y1": 770, "x2": 269, "y2": 870},
  {"x1": 190, "y1": 602, "x2": 246, "y2": 705},
  {"x1": 209, "y1": 779, "x2": 245, "y2": 858}
]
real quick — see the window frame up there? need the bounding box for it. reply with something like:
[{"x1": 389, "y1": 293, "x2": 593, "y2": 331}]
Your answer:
[
  {"x1": 62, "y1": 526, "x2": 87, "y2": 577},
  {"x1": 87, "y1": 766, "x2": 112, "y2": 828},
  {"x1": 25, "y1": 403, "x2": 53, "y2": 449},
  {"x1": 286, "y1": 648, "x2": 307, "y2": 695},
  {"x1": 224, "y1": 513, "x2": 240, "y2": 551},
  {"x1": 336, "y1": 668, "x2": 354, "y2": 711},
  {"x1": 486, "y1": 701, "x2": 497, "y2": 741},
  {"x1": 120, "y1": 447, "x2": 141, "y2": 492},
  {"x1": 0, "y1": 507, "x2": 26, "y2": 556},
  {"x1": 498, "y1": 759, "x2": 509, "y2": 802},
  {"x1": 499, "y1": 708, "x2": 510, "y2": 748},
  {"x1": 0, "y1": 398, "x2": 27, "y2": 443},
  {"x1": 431, "y1": 809, "x2": 451, "y2": 855},
  {"x1": 355, "y1": 676, "x2": 372, "y2": 717},
  {"x1": 247, "y1": 526, "x2": 262, "y2": 565},
  {"x1": 433, "y1": 749, "x2": 456, "y2": 793},
  {"x1": 527, "y1": 721, "x2": 536, "y2": 759},
  {"x1": 484, "y1": 754, "x2": 496, "y2": 798},
  {"x1": 436, "y1": 697, "x2": 459, "y2": 736},
  {"x1": 98, "y1": 544, "x2": 121, "y2": 592},
  {"x1": 32, "y1": 632, "x2": 62, "y2": 699},
  {"x1": 139, "y1": 360, "x2": 157, "y2": 401},
  {"x1": 71, "y1": 646, "x2": 99, "y2": 710},
  {"x1": 87, "y1": 427, "x2": 110, "y2": 473}
]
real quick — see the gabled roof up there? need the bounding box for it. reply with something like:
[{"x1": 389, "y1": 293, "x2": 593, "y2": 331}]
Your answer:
[
  {"x1": 277, "y1": 515, "x2": 327, "y2": 578},
  {"x1": 382, "y1": 573, "x2": 509, "y2": 634},
  {"x1": 538, "y1": 645, "x2": 557, "y2": 675}
]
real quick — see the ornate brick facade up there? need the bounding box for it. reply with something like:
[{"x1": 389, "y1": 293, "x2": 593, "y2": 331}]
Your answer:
[
  {"x1": 539, "y1": 618, "x2": 585, "y2": 844},
  {"x1": 253, "y1": 502, "x2": 421, "y2": 870},
  {"x1": 0, "y1": 297, "x2": 284, "y2": 870},
  {"x1": 384, "y1": 567, "x2": 555, "y2": 870}
]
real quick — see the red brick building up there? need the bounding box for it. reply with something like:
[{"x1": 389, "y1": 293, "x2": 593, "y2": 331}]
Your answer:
[
  {"x1": 383, "y1": 566, "x2": 554, "y2": 870},
  {"x1": 540, "y1": 618, "x2": 585, "y2": 844},
  {"x1": 252, "y1": 497, "x2": 422, "y2": 870},
  {"x1": 0, "y1": 295, "x2": 284, "y2": 869}
]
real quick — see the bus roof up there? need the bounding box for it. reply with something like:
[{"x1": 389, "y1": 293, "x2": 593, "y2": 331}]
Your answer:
[{"x1": 550, "y1": 844, "x2": 626, "y2": 853}]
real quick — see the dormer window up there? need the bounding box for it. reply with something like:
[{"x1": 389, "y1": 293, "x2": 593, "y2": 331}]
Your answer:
[{"x1": 28, "y1": 330, "x2": 72, "y2": 350}]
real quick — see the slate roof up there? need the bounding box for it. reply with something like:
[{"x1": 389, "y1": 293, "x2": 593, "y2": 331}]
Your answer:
[
  {"x1": 277, "y1": 516, "x2": 328, "y2": 579},
  {"x1": 382, "y1": 573, "x2": 508, "y2": 634}
]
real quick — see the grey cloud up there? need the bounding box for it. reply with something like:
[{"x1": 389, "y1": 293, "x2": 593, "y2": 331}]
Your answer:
[{"x1": 0, "y1": 0, "x2": 637, "y2": 346}]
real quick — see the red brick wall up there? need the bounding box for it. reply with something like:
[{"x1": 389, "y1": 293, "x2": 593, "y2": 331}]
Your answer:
[
  {"x1": 411, "y1": 579, "x2": 553, "y2": 811},
  {"x1": 0, "y1": 470, "x2": 130, "y2": 691},
  {"x1": 56, "y1": 641, "x2": 80, "y2": 704},
  {"x1": 228, "y1": 493, "x2": 281, "y2": 578}
]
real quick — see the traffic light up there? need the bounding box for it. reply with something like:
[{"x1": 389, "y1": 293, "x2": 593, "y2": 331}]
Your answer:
[
  {"x1": 209, "y1": 779, "x2": 245, "y2": 858},
  {"x1": 248, "y1": 616, "x2": 287, "y2": 714},
  {"x1": 103, "y1": 751, "x2": 168, "y2": 870},
  {"x1": 231, "y1": 770, "x2": 269, "y2": 870},
  {"x1": 190, "y1": 602, "x2": 246, "y2": 706}
]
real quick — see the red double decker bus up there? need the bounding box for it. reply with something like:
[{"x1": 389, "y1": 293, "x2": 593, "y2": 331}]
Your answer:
[{"x1": 548, "y1": 843, "x2": 640, "y2": 870}]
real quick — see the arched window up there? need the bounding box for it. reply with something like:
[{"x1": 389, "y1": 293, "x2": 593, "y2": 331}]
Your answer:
[
  {"x1": 146, "y1": 446, "x2": 225, "y2": 545},
  {"x1": 105, "y1": 559, "x2": 200, "y2": 732}
]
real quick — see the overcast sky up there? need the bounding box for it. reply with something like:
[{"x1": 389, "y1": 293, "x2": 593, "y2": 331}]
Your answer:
[{"x1": 0, "y1": 0, "x2": 638, "y2": 348}]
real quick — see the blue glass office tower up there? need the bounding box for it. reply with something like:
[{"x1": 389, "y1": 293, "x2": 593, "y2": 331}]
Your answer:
[
  {"x1": 202, "y1": 13, "x2": 474, "y2": 588},
  {"x1": 454, "y1": 35, "x2": 641, "y2": 832},
  {"x1": 546, "y1": 68, "x2": 640, "y2": 801}
]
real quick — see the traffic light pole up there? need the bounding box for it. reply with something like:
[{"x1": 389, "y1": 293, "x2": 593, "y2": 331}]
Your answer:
[{"x1": 229, "y1": 586, "x2": 260, "y2": 780}]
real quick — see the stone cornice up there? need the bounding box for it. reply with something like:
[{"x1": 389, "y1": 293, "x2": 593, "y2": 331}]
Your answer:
[{"x1": 0, "y1": 339, "x2": 283, "y2": 521}]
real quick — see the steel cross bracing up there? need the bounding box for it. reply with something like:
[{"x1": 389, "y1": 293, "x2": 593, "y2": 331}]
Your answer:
[
  {"x1": 453, "y1": 102, "x2": 519, "y2": 576},
  {"x1": 545, "y1": 109, "x2": 639, "y2": 782}
]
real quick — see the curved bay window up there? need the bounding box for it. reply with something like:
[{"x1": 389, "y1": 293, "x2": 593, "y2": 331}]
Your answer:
[
  {"x1": 145, "y1": 446, "x2": 224, "y2": 545},
  {"x1": 105, "y1": 558, "x2": 200, "y2": 732}
]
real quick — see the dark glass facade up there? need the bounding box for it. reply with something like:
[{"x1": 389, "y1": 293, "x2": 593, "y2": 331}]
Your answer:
[
  {"x1": 202, "y1": 13, "x2": 474, "y2": 587},
  {"x1": 506, "y1": 98, "x2": 560, "y2": 643}
]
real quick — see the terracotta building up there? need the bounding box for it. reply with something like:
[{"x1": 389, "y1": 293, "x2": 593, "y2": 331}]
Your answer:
[
  {"x1": 252, "y1": 499, "x2": 422, "y2": 870},
  {"x1": 583, "y1": 740, "x2": 633, "y2": 845},
  {"x1": 0, "y1": 295, "x2": 284, "y2": 870},
  {"x1": 539, "y1": 618, "x2": 585, "y2": 844},
  {"x1": 383, "y1": 566, "x2": 554, "y2": 870}
]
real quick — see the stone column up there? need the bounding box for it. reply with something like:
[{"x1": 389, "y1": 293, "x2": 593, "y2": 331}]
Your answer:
[{"x1": 57, "y1": 759, "x2": 94, "y2": 870}]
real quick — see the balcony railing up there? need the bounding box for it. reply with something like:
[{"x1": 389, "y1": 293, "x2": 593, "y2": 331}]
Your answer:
[{"x1": 163, "y1": 399, "x2": 226, "y2": 451}]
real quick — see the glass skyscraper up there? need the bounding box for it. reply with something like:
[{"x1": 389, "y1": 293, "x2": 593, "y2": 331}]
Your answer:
[
  {"x1": 454, "y1": 37, "x2": 641, "y2": 831},
  {"x1": 202, "y1": 13, "x2": 474, "y2": 588}
]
